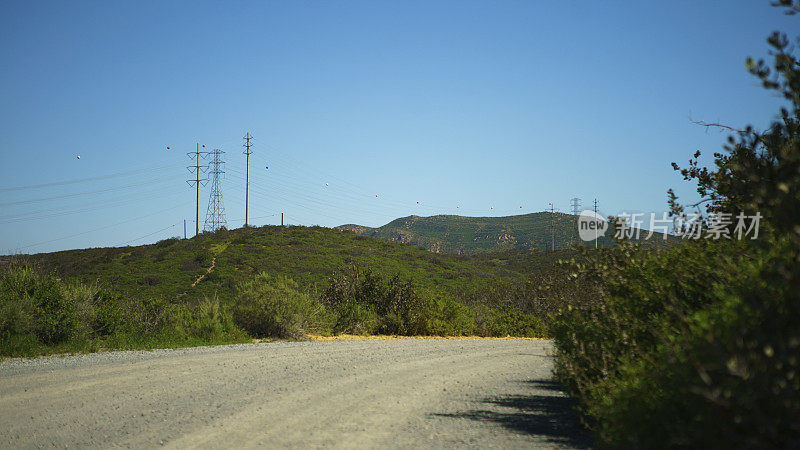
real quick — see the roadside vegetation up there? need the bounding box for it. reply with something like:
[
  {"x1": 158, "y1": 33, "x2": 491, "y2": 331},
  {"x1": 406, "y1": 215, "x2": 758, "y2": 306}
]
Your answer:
[
  {"x1": 0, "y1": 263, "x2": 249, "y2": 357},
  {"x1": 1, "y1": 222, "x2": 589, "y2": 358},
  {"x1": 551, "y1": 5, "x2": 800, "y2": 446}
]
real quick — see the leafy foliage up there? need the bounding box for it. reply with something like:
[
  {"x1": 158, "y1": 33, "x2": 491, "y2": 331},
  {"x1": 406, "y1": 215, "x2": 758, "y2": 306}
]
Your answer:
[
  {"x1": 0, "y1": 262, "x2": 248, "y2": 358},
  {"x1": 233, "y1": 273, "x2": 333, "y2": 339},
  {"x1": 320, "y1": 266, "x2": 548, "y2": 337},
  {"x1": 24, "y1": 224, "x2": 543, "y2": 308},
  {"x1": 322, "y1": 267, "x2": 432, "y2": 335},
  {"x1": 2, "y1": 220, "x2": 572, "y2": 356},
  {"x1": 553, "y1": 6, "x2": 800, "y2": 447}
]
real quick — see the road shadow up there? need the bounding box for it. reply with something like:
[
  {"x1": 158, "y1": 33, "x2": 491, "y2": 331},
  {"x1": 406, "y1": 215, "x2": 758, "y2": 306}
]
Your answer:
[{"x1": 434, "y1": 379, "x2": 592, "y2": 448}]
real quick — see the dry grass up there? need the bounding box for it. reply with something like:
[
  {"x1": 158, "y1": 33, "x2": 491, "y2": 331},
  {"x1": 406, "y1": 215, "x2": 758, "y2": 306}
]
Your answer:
[{"x1": 304, "y1": 334, "x2": 547, "y2": 341}]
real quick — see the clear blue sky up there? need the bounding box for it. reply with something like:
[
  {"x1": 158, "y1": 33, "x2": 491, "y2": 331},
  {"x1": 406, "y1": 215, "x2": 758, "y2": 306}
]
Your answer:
[{"x1": 0, "y1": 1, "x2": 793, "y2": 254}]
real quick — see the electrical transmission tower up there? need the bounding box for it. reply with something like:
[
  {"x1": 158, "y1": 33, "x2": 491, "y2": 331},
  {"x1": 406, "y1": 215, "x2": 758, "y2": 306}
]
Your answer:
[
  {"x1": 203, "y1": 148, "x2": 227, "y2": 233},
  {"x1": 570, "y1": 197, "x2": 581, "y2": 215},
  {"x1": 187, "y1": 143, "x2": 209, "y2": 237},
  {"x1": 243, "y1": 132, "x2": 253, "y2": 227}
]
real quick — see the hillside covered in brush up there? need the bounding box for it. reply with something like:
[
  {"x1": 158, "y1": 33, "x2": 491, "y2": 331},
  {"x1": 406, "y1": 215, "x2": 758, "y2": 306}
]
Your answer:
[
  {"x1": 1, "y1": 225, "x2": 589, "y2": 357},
  {"x1": 337, "y1": 212, "x2": 669, "y2": 254},
  {"x1": 23, "y1": 225, "x2": 542, "y2": 302}
]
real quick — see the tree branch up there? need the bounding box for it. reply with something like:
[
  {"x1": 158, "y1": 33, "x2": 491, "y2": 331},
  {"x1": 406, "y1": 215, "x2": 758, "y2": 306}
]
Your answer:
[{"x1": 688, "y1": 117, "x2": 757, "y2": 136}]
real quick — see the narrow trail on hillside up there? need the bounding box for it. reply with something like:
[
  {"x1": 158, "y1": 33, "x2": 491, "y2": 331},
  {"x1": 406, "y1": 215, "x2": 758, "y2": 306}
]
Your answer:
[{"x1": 191, "y1": 257, "x2": 216, "y2": 288}]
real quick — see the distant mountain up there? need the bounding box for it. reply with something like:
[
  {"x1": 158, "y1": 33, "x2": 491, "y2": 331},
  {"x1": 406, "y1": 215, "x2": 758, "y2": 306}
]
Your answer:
[{"x1": 337, "y1": 212, "x2": 671, "y2": 254}]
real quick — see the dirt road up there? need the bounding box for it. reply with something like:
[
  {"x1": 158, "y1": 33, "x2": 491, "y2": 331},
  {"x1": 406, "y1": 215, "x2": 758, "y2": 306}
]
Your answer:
[{"x1": 0, "y1": 339, "x2": 588, "y2": 449}]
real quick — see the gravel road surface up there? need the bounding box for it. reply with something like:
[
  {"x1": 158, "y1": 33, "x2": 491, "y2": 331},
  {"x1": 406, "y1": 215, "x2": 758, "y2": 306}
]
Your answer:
[{"x1": 0, "y1": 339, "x2": 589, "y2": 449}]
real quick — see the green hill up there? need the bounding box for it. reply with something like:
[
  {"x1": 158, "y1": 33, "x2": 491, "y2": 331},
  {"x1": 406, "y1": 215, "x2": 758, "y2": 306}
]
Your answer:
[
  {"x1": 2, "y1": 225, "x2": 581, "y2": 357},
  {"x1": 337, "y1": 212, "x2": 666, "y2": 254},
  {"x1": 23, "y1": 225, "x2": 538, "y2": 303}
]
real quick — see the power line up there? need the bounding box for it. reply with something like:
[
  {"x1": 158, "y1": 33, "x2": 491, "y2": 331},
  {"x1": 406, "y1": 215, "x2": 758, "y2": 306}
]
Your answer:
[
  {"x1": 0, "y1": 175, "x2": 178, "y2": 207},
  {"x1": 225, "y1": 171, "x2": 400, "y2": 224},
  {"x1": 223, "y1": 140, "x2": 497, "y2": 217},
  {"x1": 121, "y1": 223, "x2": 179, "y2": 246},
  {"x1": 0, "y1": 162, "x2": 180, "y2": 192},
  {"x1": 0, "y1": 189, "x2": 184, "y2": 224},
  {"x1": 220, "y1": 138, "x2": 541, "y2": 218},
  {"x1": 255, "y1": 145, "x2": 472, "y2": 213},
  {"x1": 14, "y1": 203, "x2": 184, "y2": 251}
]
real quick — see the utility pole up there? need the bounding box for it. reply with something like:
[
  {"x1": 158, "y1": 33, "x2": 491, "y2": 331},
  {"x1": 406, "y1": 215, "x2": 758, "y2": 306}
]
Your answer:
[
  {"x1": 281, "y1": 212, "x2": 284, "y2": 227},
  {"x1": 187, "y1": 143, "x2": 209, "y2": 237},
  {"x1": 593, "y1": 198, "x2": 599, "y2": 249},
  {"x1": 203, "y1": 148, "x2": 227, "y2": 232},
  {"x1": 243, "y1": 132, "x2": 253, "y2": 227},
  {"x1": 183, "y1": 219, "x2": 187, "y2": 239}
]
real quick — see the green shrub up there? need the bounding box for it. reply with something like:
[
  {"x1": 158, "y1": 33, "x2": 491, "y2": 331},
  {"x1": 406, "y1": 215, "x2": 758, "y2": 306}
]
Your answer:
[
  {"x1": 140, "y1": 275, "x2": 162, "y2": 286},
  {"x1": 127, "y1": 296, "x2": 172, "y2": 334},
  {"x1": 472, "y1": 303, "x2": 546, "y2": 337},
  {"x1": 320, "y1": 265, "x2": 546, "y2": 337},
  {"x1": 321, "y1": 267, "x2": 429, "y2": 335},
  {"x1": 170, "y1": 295, "x2": 242, "y2": 342},
  {"x1": 155, "y1": 237, "x2": 180, "y2": 248},
  {"x1": 193, "y1": 251, "x2": 211, "y2": 267},
  {"x1": 552, "y1": 8, "x2": 800, "y2": 446},
  {"x1": 376, "y1": 275, "x2": 428, "y2": 335},
  {"x1": 233, "y1": 273, "x2": 332, "y2": 338},
  {"x1": 331, "y1": 300, "x2": 380, "y2": 334},
  {"x1": 490, "y1": 307, "x2": 547, "y2": 337},
  {"x1": 0, "y1": 264, "x2": 84, "y2": 345},
  {"x1": 424, "y1": 293, "x2": 476, "y2": 336},
  {"x1": 0, "y1": 333, "x2": 46, "y2": 358},
  {"x1": 553, "y1": 238, "x2": 800, "y2": 447},
  {"x1": 60, "y1": 282, "x2": 101, "y2": 341},
  {"x1": 0, "y1": 264, "x2": 125, "y2": 355},
  {"x1": 91, "y1": 291, "x2": 125, "y2": 336},
  {"x1": 0, "y1": 267, "x2": 37, "y2": 338}
]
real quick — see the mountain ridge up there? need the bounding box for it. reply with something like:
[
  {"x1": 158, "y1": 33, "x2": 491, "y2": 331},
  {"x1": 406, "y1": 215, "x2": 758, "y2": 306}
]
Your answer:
[{"x1": 337, "y1": 212, "x2": 669, "y2": 254}]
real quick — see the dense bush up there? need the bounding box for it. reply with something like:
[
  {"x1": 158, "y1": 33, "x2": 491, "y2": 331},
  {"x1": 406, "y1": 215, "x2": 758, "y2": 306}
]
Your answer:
[
  {"x1": 0, "y1": 264, "x2": 101, "y2": 349},
  {"x1": 553, "y1": 238, "x2": 799, "y2": 447},
  {"x1": 552, "y1": 6, "x2": 800, "y2": 446},
  {"x1": 321, "y1": 266, "x2": 546, "y2": 337},
  {"x1": 455, "y1": 266, "x2": 598, "y2": 332},
  {"x1": 170, "y1": 295, "x2": 242, "y2": 342},
  {"x1": 233, "y1": 273, "x2": 333, "y2": 338},
  {"x1": 0, "y1": 262, "x2": 248, "y2": 357},
  {"x1": 321, "y1": 267, "x2": 427, "y2": 335},
  {"x1": 1, "y1": 256, "x2": 550, "y2": 358},
  {"x1": 424, "y1": 293, "x2": 476, "y2": 336}
]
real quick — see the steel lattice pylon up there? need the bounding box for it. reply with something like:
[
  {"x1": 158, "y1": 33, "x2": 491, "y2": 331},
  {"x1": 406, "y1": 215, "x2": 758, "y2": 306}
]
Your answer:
[{"x1": 203, "y1": 148, "x2": 227, "y2": 232}]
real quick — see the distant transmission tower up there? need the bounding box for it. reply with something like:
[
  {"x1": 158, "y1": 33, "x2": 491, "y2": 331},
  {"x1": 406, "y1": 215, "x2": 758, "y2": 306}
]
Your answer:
[
  {"x1": 243, "y1": 132, "x2": 253, "y2": 227},
  {"x1": 203, "y1": 148, "x2": 227, "y2": 232},
  {"x1": 187, "y1": 143, "x2": 209, "y2": 237},
  {"x1": 570, "y1": 197, "x2": 581, "y2": 215}
]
